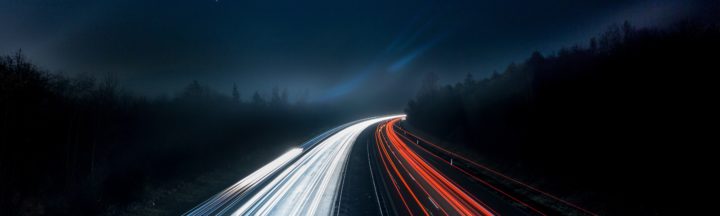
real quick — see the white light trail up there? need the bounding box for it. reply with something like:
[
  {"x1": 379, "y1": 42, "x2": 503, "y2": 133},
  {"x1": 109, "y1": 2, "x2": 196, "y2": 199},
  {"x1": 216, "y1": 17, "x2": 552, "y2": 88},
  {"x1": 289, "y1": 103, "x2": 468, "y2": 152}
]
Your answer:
[
  {"x1": 185, "y1": 148, "x2": 303, "y2": 215},
  {"x1": 185, "y1": 115, "x2": 404, "y2": 216},
  {"x1": 232, "y1": 115, "x2": 404, "y2": 216}
]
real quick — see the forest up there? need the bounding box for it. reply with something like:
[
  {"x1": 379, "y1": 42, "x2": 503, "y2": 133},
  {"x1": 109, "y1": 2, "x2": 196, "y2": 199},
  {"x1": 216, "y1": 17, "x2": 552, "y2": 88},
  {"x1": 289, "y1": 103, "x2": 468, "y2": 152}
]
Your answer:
[
  {"x1": 405, "y1": 21, "x2": 718, "y2": 215},
  {"x1": 3, "y1": 16, "x2": 718, "y2": 215},
  {"x1": 0, "y1": 55, "x2": 348, "y2": 215}
]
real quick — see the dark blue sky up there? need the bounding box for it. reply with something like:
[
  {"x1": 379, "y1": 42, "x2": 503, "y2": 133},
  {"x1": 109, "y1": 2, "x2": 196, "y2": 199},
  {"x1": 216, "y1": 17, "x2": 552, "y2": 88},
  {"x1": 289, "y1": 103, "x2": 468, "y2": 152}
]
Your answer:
[{"x1": 0, "y1": 0, "x2": 709, "y2": 104}]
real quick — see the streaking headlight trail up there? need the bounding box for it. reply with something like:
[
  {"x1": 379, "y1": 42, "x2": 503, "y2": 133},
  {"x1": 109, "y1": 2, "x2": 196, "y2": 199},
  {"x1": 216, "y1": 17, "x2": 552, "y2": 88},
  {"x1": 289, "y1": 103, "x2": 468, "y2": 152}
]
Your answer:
[
  {"x1": 186, "y1": 115, "x2": 404, "y2": 216},
  {"x1": 184, "y1": 148, "x2": 302, "y2": 215}
]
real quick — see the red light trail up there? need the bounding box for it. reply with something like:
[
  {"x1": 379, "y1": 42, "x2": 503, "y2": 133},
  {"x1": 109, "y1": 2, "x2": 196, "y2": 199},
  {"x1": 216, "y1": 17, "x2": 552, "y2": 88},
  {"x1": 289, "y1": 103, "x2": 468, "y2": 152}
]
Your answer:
[
  {"x1": 391, "y1": 122, "x2": 597, "y2": 216},
  {"x1": 375, "y1": 119, "x2": 497, "y2": 216}
]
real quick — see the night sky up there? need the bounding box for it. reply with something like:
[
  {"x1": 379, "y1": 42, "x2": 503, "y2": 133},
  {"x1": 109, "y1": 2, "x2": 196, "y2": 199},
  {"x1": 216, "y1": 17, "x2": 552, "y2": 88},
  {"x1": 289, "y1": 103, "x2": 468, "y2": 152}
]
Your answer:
[{"x1": 0, "y1": 0, "x2": 709, "y2": 106}]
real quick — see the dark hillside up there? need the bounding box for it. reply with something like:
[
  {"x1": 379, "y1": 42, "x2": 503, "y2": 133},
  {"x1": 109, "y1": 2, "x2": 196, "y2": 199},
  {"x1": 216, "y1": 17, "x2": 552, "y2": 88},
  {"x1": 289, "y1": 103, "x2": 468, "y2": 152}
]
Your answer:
[{"x1": 405, "y1": 21, "x2": 719, "y2": 214}]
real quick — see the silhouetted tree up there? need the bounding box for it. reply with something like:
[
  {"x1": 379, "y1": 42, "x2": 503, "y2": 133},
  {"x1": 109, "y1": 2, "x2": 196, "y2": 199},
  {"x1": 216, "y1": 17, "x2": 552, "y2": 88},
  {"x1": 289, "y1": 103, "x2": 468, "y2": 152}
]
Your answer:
[
  {"x1": 463, "y1": 72, "x2": 475, "y2": 86},
  {"x1": 589, "y1": 37, "x2": 598, "y2": 51},
  {"x1": 270, "y1": 86, "x2": 280, "y2": 105},
  {"x1": 404, "y1": 21, "x2": 720, "y2": 215},
  {"x1": 232, "y1": 83, "x2": 240, "y2": 103},
  {"x1": 281, "y1": 88, "x2": 288, "y2": 104},
  {"x1": 418, "y1": 72, "x2": 438, "y2": 97},
  {"x1": 182, "y1": 80, "x2": 204, "y2": 99},
  {"x1": 1, "y1": 51, "x2": 346, "y2": 215},
  {"x1": 252, "y1": 91, "x2": 265, "y2": 105}
]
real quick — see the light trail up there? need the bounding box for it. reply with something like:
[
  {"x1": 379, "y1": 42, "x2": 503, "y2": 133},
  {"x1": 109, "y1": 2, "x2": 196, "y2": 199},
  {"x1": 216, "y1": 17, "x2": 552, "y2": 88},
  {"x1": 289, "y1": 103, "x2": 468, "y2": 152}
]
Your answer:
[
  {"x1": 225, "y1": 115, "x2": 403, "y2": 216},
  {"x1": 375, "y1": 119, "x2": 497, "y2": 216},
  {"x1": 393, "y1": 130, "x2": 546, "y2": 215},
  {"x1": 185, "y1": 117, "x2": 385, "y2": 216},
  {"x1": 184, "y1": 148, "x2": 302, "y2": 215},
  {"x1": 392, "y1": 125, "x2": 597, "y2": 216},
  {"x1": 375, "y1": 123, "x2": 429, "y2": 216},
  {"x1": 185, "y1": 115, "x2": 402, "y2": 216},
  {"x1": 187, "y1": 114, "x2": 586, "y2": 216}
]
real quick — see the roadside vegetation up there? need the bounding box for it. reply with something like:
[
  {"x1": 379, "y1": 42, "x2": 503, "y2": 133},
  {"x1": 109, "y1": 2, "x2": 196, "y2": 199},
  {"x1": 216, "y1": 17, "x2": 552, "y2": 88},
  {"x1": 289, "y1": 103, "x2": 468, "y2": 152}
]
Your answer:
[
  {"x1": 405, "y1": 21, "x2": 718, "y2": 214},
  {"x1": 1, "y1": 54, "x2": 346, "y2": 215}
]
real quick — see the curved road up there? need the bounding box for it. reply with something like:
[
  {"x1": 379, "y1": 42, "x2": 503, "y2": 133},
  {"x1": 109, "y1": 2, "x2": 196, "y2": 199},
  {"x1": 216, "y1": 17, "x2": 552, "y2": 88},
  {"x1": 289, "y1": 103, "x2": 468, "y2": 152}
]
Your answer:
[{"x1": 186, "y1": 115, "x2": 595, "y2": 216}]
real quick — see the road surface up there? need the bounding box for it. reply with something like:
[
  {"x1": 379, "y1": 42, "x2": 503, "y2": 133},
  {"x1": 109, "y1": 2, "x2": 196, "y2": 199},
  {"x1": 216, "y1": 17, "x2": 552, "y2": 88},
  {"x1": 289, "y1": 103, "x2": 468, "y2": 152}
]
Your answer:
[{"x1": 185, "y1": 115, "x2": 595, "y2": 216}]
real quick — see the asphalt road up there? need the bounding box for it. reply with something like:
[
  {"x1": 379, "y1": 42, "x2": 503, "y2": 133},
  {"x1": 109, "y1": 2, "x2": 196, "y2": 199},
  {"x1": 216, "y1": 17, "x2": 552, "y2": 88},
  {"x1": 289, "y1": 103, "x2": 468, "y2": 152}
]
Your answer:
[
  {"x1": 186, "y1": 116, "x2": 594, "y2": 216},
  {"x1": 184, "y1": 115, "x2": 402, "y2": 216},
  {"x1": 347, "y1": 119, "x2": 535, "y2": 216}
]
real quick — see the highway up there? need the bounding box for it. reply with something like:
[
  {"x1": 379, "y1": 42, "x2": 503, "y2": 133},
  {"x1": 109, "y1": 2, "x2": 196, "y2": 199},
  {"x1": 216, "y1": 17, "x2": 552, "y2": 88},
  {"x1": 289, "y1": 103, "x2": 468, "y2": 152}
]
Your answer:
[
  {"x1": 185, "y1": 115, "x2": 403, "y2": 216},
  {"x1": 186, "y1": 115, "x2": 595, "y2": 216}
]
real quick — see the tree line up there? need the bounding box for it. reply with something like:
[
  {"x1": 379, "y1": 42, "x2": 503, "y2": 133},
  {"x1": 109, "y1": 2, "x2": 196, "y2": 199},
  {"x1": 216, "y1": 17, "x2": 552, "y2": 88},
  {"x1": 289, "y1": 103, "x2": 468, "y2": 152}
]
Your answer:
[
  {"x1": 405, "y1": 21, "x2": 718, "y2": 214},
  {"x1": 0, "y1": 52, "x2": 343, "y2": 215}
]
